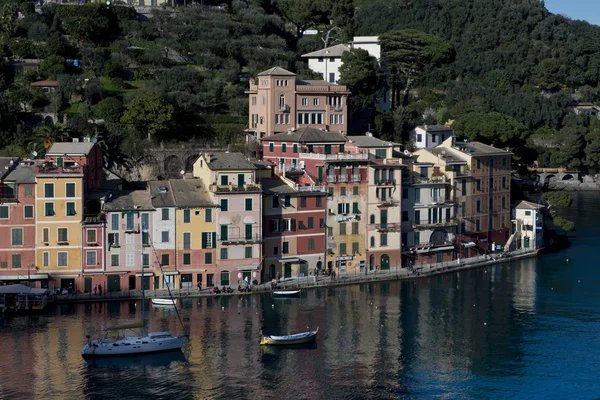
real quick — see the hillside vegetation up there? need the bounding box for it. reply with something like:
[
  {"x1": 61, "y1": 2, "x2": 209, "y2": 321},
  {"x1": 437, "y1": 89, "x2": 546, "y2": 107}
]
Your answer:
[{"x1": 0, "y1": 0, "x2": 599, "y2": 173}]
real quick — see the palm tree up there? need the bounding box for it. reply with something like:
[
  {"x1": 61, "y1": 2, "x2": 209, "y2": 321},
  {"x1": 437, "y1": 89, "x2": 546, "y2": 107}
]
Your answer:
[{"x1": 32, "y1": 123, "x2": 69, "y2": 154}]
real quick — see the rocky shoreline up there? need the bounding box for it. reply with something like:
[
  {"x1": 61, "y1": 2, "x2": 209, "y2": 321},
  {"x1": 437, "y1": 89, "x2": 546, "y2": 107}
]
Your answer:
[{"x1": 547, "y1": 175, "x2": 600, "y2": 190}]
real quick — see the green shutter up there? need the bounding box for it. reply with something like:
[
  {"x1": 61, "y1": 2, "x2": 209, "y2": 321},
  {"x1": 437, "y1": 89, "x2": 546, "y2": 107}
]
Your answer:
[
  {"x1": 338, "y1": 203, "x2": 343, "y2": 214},
  {"x1": 212, "y1": 232, "x2": 216, "y2": 248},
  {"x1": 269, "y1": 143, "x2": 274, "y2": 152}
]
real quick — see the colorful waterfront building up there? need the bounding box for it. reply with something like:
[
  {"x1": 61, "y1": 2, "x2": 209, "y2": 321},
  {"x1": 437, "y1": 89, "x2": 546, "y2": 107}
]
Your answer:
[
  {"x1": 148, "y1": 181, "x2": 178, "y2": 289},
  {"x1": 104, "y1": 189, "x2": 154, "y2": 292},
  {"x1": 0, "y1": 159, "x2": 39, "y2": 286},
  {"x1": 35, "y1": 141, "x2": 103, "y2": 291},
  {"x1": 193, "y1": 152, "x2": 263, "y2": 287},
  {"x1": 349, "y1": 135, "x2": 404, "y2": 271},
  {"x1": 247, "y1": 67, "x2": 350, "y2": 139},
  {"x1": 261, "y1": 175, "x2": 327, "y2": 281},
  {"x1": 170, "y1": 179, "x2": 217, "y2": 289}
]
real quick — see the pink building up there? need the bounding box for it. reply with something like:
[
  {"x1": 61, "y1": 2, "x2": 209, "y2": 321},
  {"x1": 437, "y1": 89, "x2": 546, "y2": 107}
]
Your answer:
[
  {"x1": 45, "y1": 140, "x2": 104, "y2": 192},
  {"x1": 0, "y1": 160, "x2": 38, "y2": 286},
  {"x1": 247, "y1": 67, "x2": 350, "y2": 139}
]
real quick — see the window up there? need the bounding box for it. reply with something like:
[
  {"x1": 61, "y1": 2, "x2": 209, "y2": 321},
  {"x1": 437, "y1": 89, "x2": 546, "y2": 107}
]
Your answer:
[
  {"x1": 502, "y1": 196, "x2": 506, "y2": 209},
  {"x1": 43, "y1": 252, "x2": 49, "y2": 267},
  {"x1": 183, "y1": 253, "x2": 191, "y2": 265},
  {"x1": 66, "y1": 202, "x2": 76, "y2": 216},
  {"x1": 293, "y1": 144, "x2": 298, "y2": 153},
  {"x1": 282, "y1": 143, "x2": 287, "y2": 153},
  {"x1": 66, "y1": 183, "x2": 76, "y2": 198},
  {"x1": 525, "y1": 211, "x2": 531, "y2": 216},
  {"x1": 308, "y1": 217, "x2": 314, "y2": 229},
  {"x1": 142, "y1": 232, "x2": 149, "y2": 246},
  {"x1": 274, "y1": 246, "x2": 279, "y2": 255},
  {"x1": 12, "y1": 254, "x2": 21, "y2": 269},
  {"x1": 162, "y1": 208, "x2": 169, "y2": 220},
  {"x1": 381, "y1": 234, "x2": 388, "y2": 246},
  {"x1": 205, "y1": 252, "x2": 213, "y2": 264},
  {"x1": 111, "y1": 214, "x2": 119, "y2": 230},
  {"x1": 111, "y1": 254, "x2": 119, "y2": 266},
  {"x1": 42, "y1": 228, "x2": 49, "y2": 243},
  {"x1": 87, "y1": 251, "x2": 96, "y2": 266},
  {"x1": 461, "y1": 201, "x2": 466, "y2": 217},
  {"x1": 316, "y1": 197, "x2": 322, "y2": 207},
  {"x1": 245, "y1": 247, "x2": 252, "y2": 258},
  {"x1": 320, "y1": 218, "x2": 325, "y2": 228},
  {"x1": 58, "y1": 228, "x2": 68, "y2": 242},
  {"x1": 269, "y1": 143, "x2": 274, "y2": 152},
  {"x1": 329, "y1": 72, "x2": 335, "y2": 83},
  {"x1": 283, "y1": 195, "x2": 291, "y2": 208},
  {"x1": 202, "y1": 232, "x2": 216, "y2": 249},
  {"x1": 24, "y1": 185, "x2": 32, "y2": 197},
  {"x1": 87, "y1": 229, "x2": 97, "y2": 243},
  {"x1": 370, "y1": 237, "x2": 375, "y2": 247},
  {"x1": 476, "y1": 199, "x2": 481, "y2": 213},
  {"x1": 220, "y1": 199, "x2": 228, "y2": 211},
  {"x1": 313, "y1": 98, "x2": 319, "y2": 106},
  {"x1": 352, "y1": 202, "x2": 359, "y2": 214},
  {"x1": 318, "y1": 57, "x2": 323, "y2": 62},
  {"x1": 183, "y1": 232, "x2": 191, "y2": 250},
  {"x1": 352, "y1": 222, "x2": 359, "y2": 235},
  {"x1": 340, "y1": 223, "x2": 346, "y2": 235},
  {"x1": 300, "y1": 197, "x2": 307, "y2": 208},
  {"x1": 161, "y1": 231, "x2": 169, "y2": 243},
  {"x1": 0, "y1": 206, "x2": 7, "y2": 219},
  {"x1": 352, "y1": 242, "x2": 359, "y2": 254},
  {"x1": 339, "y1": 243, "x2": 346, "y2": 255},
  {"x1": 282, "y1": 241, "x2": 289, "y2": 254},
  {"x1": 328, "y1": 187, "x2": 334, "y2": 197},
  {"x1": 476, "y1": 179, "x2": 481, "y2": 191},
  {"x1": 477, "y1": 160, "x2": 481, "y2": 169},
  {"x1": 475, "y1": 219, "x2": 480, "y2": 232},
  {"x1": 461, "y1": 180, "x2": 467, "y2": 196},
  {"x1": 220, "y1": 248, "x2": 228, "y2": 260},
  {"x1": 502, "y1": 176, "x2": 507, "y2": 189},
  {"x1": 325, "y1": 144, "x2": 332, "y2": 154},
  {"x1": 308, "y1": 239, "x2": 315, "y2": 250},
  {"x1": 0, "y1": 261, "x2": 6, "y2": 269},
  {"x1": 403, "y1": 188, "x2": 408, "y2": 199},
  {"x1": 205, "y1": 208, "x2": 212, "y2": 223},
  {"x1": 220, "y1": 271, "x2": 230, "y2": 286},
  {"x1": 58, "y1": 252, "x2": 68, "y2": 267},
  {"x1": 183, "y1": 209, "x2": 191, "y2": 223},
  {"x1": 245, "y1": 224, "x2": 253, "y2": 240},
  {"x1": 108, "y1": 233, "x2": 119, "y2": 247},
  {"x1": 143, "y1": 254, "x2": 149, "y2": 266},
  {"x1": 302, "y1": 98, "x2": 308, "y2": 106},
  {"x1": 24, "y1": 205, "x2": 33, "y2": 219},
  {"x1": 44, "y1": 183, "x2": 54, "y2": 198},
  {"x1": 45, "y1": 203, "x2": 54, "y2": 217},
  {"x1": 220, "y1": 225, "x2": 228, "y2": 240},
  {"x1": 11, "y1": 228, "x2": 23, "y2": 246},
  {"x1": 340, "y1": 187, "x2": 346, "y2": 196},
  {"x1": 245, "y1": 198, "x2": 253, "y2": 211},
  {"x1": 370, "y1": 215, "x2": 375, "y2": 224},
  {"x1": 161, "y1": 254, "x2": 170, "y2": 266},
  {"x1": 375, "y1": 149, "x2": 386, "y2": 159}
]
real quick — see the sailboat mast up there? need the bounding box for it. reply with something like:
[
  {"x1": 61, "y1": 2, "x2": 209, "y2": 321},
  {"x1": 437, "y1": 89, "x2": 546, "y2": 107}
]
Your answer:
[{"x1": 141, "y1": 222, "x2": 145, "y2": 333}]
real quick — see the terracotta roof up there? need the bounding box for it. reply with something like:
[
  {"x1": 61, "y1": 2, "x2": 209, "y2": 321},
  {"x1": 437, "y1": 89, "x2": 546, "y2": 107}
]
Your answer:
[{"x1": 257, "y1": 66, "x2": 296, "y2": 76}]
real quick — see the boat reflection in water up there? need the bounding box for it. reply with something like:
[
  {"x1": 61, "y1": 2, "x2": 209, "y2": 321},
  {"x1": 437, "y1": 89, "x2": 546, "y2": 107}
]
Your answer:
[{"x1": 84, "y1": 349, "x2": 186, "y2": 369}]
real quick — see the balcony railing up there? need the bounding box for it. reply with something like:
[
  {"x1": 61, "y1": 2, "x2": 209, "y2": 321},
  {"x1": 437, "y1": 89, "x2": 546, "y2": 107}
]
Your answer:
[
  {"x1": 339, "y1": 175, "x2": 348, "y2": 182},
  {"x1": 297, "y1": 185, "x2": 326, "y2": 193},
  {"x1": 375, "y1": 179, "x2": 396, "y2": 186},
  {"x1": 330, "y1": 105, "x2": 343, "y2": 112},
  {"x1": 377, "y1": 199, "x2": 399, "y2": 207},
  {"x1": 412, "y1": 218, "x2": 458, "y2": 229},
  {"x1": 84, "y1": 213, "x2": 105, "y2": 224},
  {"x1": 36, "y1": 164, "x2": 84, "y2": 175},
  {"x1": 352, "y1": 175, "x2": 360, "y2": 182},
  {"x1": 368, "y1": 223, "x2": 401, "y2": 232},
  {"x1": 279, "y1": 104, "x2": 290, "y2": 113},
  {"x1": 327, "y1": 176, "x2": 336, "y2": 183},
  {"x1": 122, "y1": 223, "x2": 140, "y2": 232},
  {"x1": 217, "y1": 234, "x2": 261, "y2": 243},
  {"x1": 210, "y1": 183, "x2": 262, "y2": 193},
  {"x1": 413, "y1": 176, "x2": 447, "y2": 185},
  {"x1": 299, "y1": 152, "x2": 369, "y2": 161}
]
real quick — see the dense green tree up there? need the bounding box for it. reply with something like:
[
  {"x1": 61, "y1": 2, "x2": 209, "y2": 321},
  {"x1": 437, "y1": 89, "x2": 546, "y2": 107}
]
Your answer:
[
  {"x1": 453, "y1": 112, "x2": 527, "y2": 147},
  {"x1": 338, "y1": 48, "x2": 387, "y2": 110},
  {"x1": 121, "y1": 91, "x2": 174, "y2": 141},
  {"x1": 93, "y1": 97, "x2": 123, "y2": 123},
  {"x1": 40, "y1": 55, "x2": 65, "y2": 80}
]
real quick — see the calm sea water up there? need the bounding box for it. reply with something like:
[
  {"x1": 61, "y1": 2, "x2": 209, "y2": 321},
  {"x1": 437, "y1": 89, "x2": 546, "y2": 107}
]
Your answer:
[{"x1": 1, "y1": 192, "x2": 600, "y2": 400}]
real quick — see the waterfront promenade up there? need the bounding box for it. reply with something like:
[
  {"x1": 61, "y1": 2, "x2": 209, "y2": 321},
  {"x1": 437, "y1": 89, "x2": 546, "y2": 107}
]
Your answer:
[{"x1": 53, "y1": 249, "x2": 538, "y2": 304}]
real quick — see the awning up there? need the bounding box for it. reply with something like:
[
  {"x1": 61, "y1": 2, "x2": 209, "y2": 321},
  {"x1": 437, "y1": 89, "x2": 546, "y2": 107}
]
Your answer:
[
  {"x1": 462, "y1": 242, "x2": 476, "y2": 248},
  {"x1": 162, "y1": 271, "x2": 180, "y2": 276},
  {"x1": 278, "y1": 257, "x2": 306, "y2": 263},
  {"x1": 135, "y1": 272, "x2": 155, "y2": 277},
  {"x1": 50, "y1": 274, "x2": 80, "y2": 278},
  {"x1": 432, "y1": 246, "x2": 454, "y2": 252},
  {"x1": 0, "y1": 273, "x2": 49, "y2": 280},
  {"x1": 237, "y1": 266, "x2": 260, "y2": 271},
  {"x1": 82, "y1": 271, "x2": 107, "y2": 275}
]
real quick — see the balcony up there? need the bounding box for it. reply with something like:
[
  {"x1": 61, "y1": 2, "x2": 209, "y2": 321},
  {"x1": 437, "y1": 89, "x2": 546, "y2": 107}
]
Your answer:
[
  {"x1": 123, "y1": 223, "x2": 140, "y2": 233},
  {"x1": 217, "y1": 234, "x2": 261, "y2": 244},
  {"x1": 339, "y1": 175, "x2": 349, "y2": 183},
  {"x1": 327, "y1": 176, "x2": 336, "y2": 183},
  {"x1": 352, "y1": 175, "x2": 360, "y2": 182},
  {"x1": 210, "y1": 183, "x2": 262, "y2": 193},
  {"x1": 297, "y1": 185, "x2": 326, "y2": 193},
  {"x1": 413, "y1": 176, "x2": 447, "y2": 185},
  {"x1": 36, "y1": 164, "x2": 84, "y2": 176},
  {"x1": 279, "y1": 104, "x2": 290, "y2": 113},
  {"x1": 377, "y1": 199, "x2": 399, "y2": 207},
  {"x1": 84, "y1": 213, "x2": 105, "y2": 224},
  {"x1": 412, "y1": 218, "x2": 458, "y2": 230},
  {"x1": 299, "y1": 152, "x2": 369, "y2": 161},
  {"x1": 330, "y1": 105, "x2": 343, "y2": 112},
  {"x1": 368, "y1": 223, "x2": 401, "y2": 232},
  {"x1": 375, "y1": 179, "x2": 396, "y2": 186},
  {"x1": 334, "y1": 214, "x2": 360, "y2": 222}
]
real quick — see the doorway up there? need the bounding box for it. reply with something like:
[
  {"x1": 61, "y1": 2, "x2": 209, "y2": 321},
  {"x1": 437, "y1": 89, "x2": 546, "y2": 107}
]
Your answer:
[
  {"x1": 84, "y1": 277, "x2": 92, "y2": 293},
  {"x1": 129, "y1": 275, "x2": 136, "y2": 290},
  {"x1": 380, "y1": 254, "x2": 390, "y2": 270},
  {"x1": 284, "y1": 263, "x2": 292, "y2": 278}
]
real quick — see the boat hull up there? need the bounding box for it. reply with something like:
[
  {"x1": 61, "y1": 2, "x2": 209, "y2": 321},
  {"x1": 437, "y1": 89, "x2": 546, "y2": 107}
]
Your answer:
[
  {"x1": 152, "y1": 298, "x2": 177, "y2": 306},
  {"x1": 273, "y1": 290, "x2": 300, "y2": 297},
  {"x1": 82, "y1": 334, "x2": 186, "y2": 357},
  {"x1": 260, "y1": 328, "x2": 318, "y2": 345}
]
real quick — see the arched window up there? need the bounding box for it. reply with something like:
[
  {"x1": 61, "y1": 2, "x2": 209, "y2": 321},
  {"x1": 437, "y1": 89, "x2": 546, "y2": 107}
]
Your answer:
[
  {"x1": 279, "y1": 94, "x2": 285, "y2": 109},
  {"x1": 352, "y1": 164, "x2": 359, "y2": 180},
  {"x1": 370, "y1": 214, "x2": 375, "y2": 224},
  {"x1": 370, "y1": 236, "x2": 375, "y2": 247},
  {"x1": 327, "y1": 165, "x2": 335, "y2": 182}
]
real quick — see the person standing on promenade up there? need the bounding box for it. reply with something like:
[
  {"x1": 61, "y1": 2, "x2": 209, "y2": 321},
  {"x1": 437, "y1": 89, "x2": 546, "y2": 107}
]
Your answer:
[
  {"x1": 93, "y1": 284, "x2": 97, "y2": 295},
  {"x1": 197, "y1": 281, "x2": 202, "y2": 292},
  {"x1": 98, "y1": 284, "x2": 102, "y2": 296}
]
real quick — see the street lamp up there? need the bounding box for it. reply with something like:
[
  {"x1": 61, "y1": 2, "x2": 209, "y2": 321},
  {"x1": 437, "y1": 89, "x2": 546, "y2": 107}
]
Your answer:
[{"x1": 28, "y1": 265, "x2": 39, "y2": 287}]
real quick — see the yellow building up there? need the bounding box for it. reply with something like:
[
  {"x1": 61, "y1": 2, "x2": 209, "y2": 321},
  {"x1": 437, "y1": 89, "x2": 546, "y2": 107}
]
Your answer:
[{"x1": 35, "y1": 164, "x2": 84, "y2": 290}]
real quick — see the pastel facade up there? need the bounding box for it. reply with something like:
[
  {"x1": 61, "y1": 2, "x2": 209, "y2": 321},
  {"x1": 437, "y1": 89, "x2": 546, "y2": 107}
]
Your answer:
[
  {"x1": 193, "y1": 152, "x2": 263, "y2": 287},
  {"x1": 247, "y1": 67, "x2": 350, "y2": 139},
  {"x1": 409, "y1": 125, "x2": 455, "y2": 149},
  {"x1": 149, "y1": 181, "x2": 178, "y2": 289},
  {"x1": 0, "y1": 160, "x2": 37, "y2": 284},
  {"x1": 513, "y1": 201, "x2": 544, "y2": 251}
]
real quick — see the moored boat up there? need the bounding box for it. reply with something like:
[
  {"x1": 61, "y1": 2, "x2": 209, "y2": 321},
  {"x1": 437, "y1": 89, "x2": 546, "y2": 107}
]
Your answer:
[
  {"x1": 260, "y1": 327, "x2": 319, "y2": 345},
  {"x1": 152, "y1": 298, "x2": 177, "y2": 306},
  {"x1": 273, "y1": 290, "x2": 301, "y2": 297}
]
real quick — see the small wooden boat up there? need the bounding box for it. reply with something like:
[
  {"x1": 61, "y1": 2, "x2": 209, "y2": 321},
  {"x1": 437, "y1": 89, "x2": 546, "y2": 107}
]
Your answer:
[
  {"x1": 273, "y1": 290, "x2": 300, "y2": 297},
  {"x1": 260, "y1": 327, "x2": 318, "y2": 345},
  {"x1": 151, "y1": 298, "x2": 177, "y2": 306}
]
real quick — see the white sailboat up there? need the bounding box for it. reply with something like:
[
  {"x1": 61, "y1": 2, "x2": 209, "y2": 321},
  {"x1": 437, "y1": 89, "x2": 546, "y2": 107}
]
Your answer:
[{"x1": 82, "y1": 232, "x2": 186, "y2": 357}]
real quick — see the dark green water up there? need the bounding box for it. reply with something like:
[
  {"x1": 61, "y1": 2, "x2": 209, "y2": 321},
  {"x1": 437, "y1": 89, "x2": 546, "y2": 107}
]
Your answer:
[{"x1": 1, "y1": 192, "x2": 599, "y2": 399}]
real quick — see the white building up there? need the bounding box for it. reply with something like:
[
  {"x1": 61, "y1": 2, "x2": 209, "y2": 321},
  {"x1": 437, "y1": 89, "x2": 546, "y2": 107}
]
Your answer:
[
  {"x1": 149, "y1": 181, "x2": 177, "y2": 288},
  {"x1": 512, "y1": 201, "x2": 544, "y2": 251},
  {"x1": 409, "y1": 125, "x2": 455, "y2": 149},
  {"x1": 302, "y1": 36, "x2": 390, "y2": 112}
]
